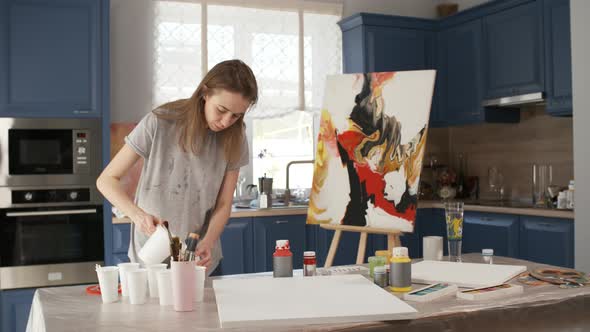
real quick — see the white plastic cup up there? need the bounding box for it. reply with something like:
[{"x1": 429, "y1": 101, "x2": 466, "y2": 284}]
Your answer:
[
  {"x1": 146, "y1": 263, "x2": 168, "y2": 298},
  {"x1": 138, "y1": 225, "x2": 171, "y2": 265},
  {"x1": 156, "y1": 269, "x2": 173, "y2": 306},
  {"x1": 194, "y1": 266, "x2": 206, "y2": 302},
  {"x1": 423, "y1": 236, "x2": 443, "y2": 261},
  {"x1": 127, "y1": 268, "x2": 148, "y2": 305},
  {"x1": 117, "y1": 262, "x2": 140, "y2": 297},
  {"x1": 96, "y1": 266, "x2": 119, "y2": 303}
]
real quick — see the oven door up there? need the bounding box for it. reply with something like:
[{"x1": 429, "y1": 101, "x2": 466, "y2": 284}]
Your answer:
[{"x1": 0, "y1": 205, "x2": 104, "y2": 289}]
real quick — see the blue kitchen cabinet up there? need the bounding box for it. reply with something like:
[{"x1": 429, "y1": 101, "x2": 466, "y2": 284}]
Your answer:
[
  {"x1": 370, "y1": 208, "x2": 429, "y2": 259},
  {"x1": 339, "y1": 14, "x2": 441, "y2": 126},
  {"x1": 315, "y1": 226, "x2": 372, "y2": 266},
  {"x1": 112, "y1": 253, "x2": 130, "y2": 265},
  {"x1": 217, "y1": 217, "x2": 254, "y2": 275},
  {"x1": 418, "y1": 208, "x2": 448, "y2": 256},
  {"x1": 253, "y1": 215, "x2": 307, "y2": 272},
  {"x1": 462, "y1": 212, "x2": 519, "y2": 258},
  {"x1": 364, "y1": 26, "x2": 435, "y2": 73},
  {"x1": 339, "y1": 14, "x2": 436, "y2": 74},
  {"x1": 519, "y1": 216, "x2": 574, "y2": 268},
  {"x1": 112, "y1": 224, "x2": 131, "y2": 254},
  {"x1": 544, "y1": 0, "x2": 572, "y2": 116},
  {"x1": 438, "y1": 19, "x2": 519, "y2": 125},
  {"x1": 1, "y1": 288, "x2": 35, "y2": 332},
  {"x1": 0, "y1": 0, "x2": 105, "y2": 117},
  {"x1": 482, "y1": 1, "x2": 544, "y2": 99}
]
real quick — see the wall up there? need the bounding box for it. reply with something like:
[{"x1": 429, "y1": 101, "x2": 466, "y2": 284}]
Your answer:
[
  {"x1": 571, "y1": 0, "x2": 590, "y2": 272},
  {"x1": 445, "y1": 108, "x2": 573, "y2": 202},
  {"x1": 110, "y1": 0, "x2": 154, "y2": 123}
]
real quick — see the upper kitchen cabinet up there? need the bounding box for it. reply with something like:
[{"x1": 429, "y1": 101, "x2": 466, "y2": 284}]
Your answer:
[
  {"x1": 437, "y1": 19, "x2": 518, "y2": 125},
  {"x1": 339, "y1": 13, "x2": 440, "y2": 123},
  {"x1": 544, "y1": 0, "x2": 572, "y2": 116},
  {"x1": 482, "y1": 1, "x2": 544, "y2": 99},
  {"x1": 339, "y1": 14, "x2": 436, "y2": 73},
  {"x1": 0, "y1": 0, "x2": 106, "y2": 117}
]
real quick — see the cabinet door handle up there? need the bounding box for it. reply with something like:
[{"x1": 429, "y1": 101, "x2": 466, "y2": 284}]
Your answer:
[
  {"x1": 274, "y1": 220, "x2": 289, "y2": 224},
  {"x1": 538, "y1": 222, "x2": 556, "y2": 228},
  {"x1": 73, "y1": 109, "x2": 92, "y2": 114}
]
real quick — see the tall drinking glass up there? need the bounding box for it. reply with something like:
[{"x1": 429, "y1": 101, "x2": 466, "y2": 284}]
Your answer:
[{"x1": 444, "y1": 201, "x2": 464, "y2": 262}]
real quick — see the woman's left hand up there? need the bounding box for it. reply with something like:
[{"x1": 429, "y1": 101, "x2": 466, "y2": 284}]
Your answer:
[{"x1": 195, "y1": 239, "x2": 213, "y2": 270}]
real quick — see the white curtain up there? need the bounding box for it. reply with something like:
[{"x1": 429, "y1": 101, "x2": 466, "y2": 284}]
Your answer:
[{"x1": 151, "y1": 0, "x2": 343, "y2": 118}]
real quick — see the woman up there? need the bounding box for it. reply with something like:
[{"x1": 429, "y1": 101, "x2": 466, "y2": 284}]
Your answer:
[{"x1": 97, "y1": 60, "x2": 258, "y2": 274}]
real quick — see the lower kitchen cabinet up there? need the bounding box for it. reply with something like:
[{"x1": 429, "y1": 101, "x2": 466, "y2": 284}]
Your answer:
[
  {"x1": 1, "y1": 288, "x2": 36, "y2": 332},
  {"x1": 315, "y1": 227, "x2": 370, "y2": 266},
  {"x1": 370, "y1": 208, "x2": 430, "y2": 259},
  {"x1": 519, "y1": 216, "x2": 574, "y2": 268},
  {"x1": 112, "y1": 223, "x2": 131, "y2": 254},
  {"x1": 216, "y1": 217, "x2": 254, "y2": 275},
  {"x1": 418, "y1": 208, "x2": 448, "y2": 256},
  {"x1": 462, "y1": 212, "x2": 519, "y2": 258},
  {"x1": 253, "y1": 215, "x2": 307, "y2": 272}
]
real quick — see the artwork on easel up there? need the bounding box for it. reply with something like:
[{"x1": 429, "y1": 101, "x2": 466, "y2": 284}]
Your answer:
[{"x1": 307, "y1": 71, "x2": 436, "y2": 232}]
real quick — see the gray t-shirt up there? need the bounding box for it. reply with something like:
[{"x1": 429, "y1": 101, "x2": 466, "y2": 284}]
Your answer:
[{"x1": 125, "y1": 110, "x2": 249, "y2": 272}]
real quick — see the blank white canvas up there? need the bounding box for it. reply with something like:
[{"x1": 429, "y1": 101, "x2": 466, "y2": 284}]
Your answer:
[
  {"x1": 213, "y1": 274, "x2": 418, "y2": 328},
  {"x1": 412, "y1": 261, "x2": 527, "y2": 288}
]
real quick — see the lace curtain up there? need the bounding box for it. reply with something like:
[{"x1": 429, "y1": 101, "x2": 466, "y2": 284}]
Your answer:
[{"x1": 151, "y1": 0, "x2": 343, "y2": 119}]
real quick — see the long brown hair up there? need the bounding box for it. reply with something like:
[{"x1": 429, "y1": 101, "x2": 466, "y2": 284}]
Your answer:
[{"x1": 154, "y1": 59, "x2": 258, "y2": 164}]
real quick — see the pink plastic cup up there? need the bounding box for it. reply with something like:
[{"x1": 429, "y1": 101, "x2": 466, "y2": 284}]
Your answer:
[{"x1": 171, "y1": 261, "x2": 196, "y2": 311}]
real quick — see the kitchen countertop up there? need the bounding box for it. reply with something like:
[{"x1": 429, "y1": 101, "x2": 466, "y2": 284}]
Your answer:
[
  {"x1": 26, "y1": 254, "x2": 590, "y2": 332},
  {"x1": 112, "y1": 200, "x2": 573, "y2": 224}
]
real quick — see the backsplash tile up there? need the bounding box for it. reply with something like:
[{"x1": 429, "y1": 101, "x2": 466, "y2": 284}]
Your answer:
[{"x1": 425, "y1": 106, "x2": 573, "y2": 202}]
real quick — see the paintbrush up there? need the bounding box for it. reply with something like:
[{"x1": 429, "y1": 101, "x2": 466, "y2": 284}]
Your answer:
[
  {"x1": 183, "y1": 233, "x2": 200, "y2": 261},
  {"x1": 162, "y1": 221, "x2": 175, "y2": 259},
  {"x1": 171, "y1": 236, "x2": 182, "y2": 262}
]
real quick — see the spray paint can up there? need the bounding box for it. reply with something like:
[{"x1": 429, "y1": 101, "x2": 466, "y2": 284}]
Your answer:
[
  {"x1": 273, "y1": 239, "x2": 293, "y2": 278},
  {"x1": 389, "y1": 247, "x2": 412, "y2": 292}
]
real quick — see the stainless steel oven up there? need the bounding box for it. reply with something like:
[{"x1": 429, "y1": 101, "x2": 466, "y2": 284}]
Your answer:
[{"x1": 0, "y1": 118, "x2": 104, "y2": 289}]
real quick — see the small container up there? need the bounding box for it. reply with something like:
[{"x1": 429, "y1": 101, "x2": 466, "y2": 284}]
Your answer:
[
  {"x1": 368, "y1": 256, "x2": 387, "y2": 278},
  {"x1": 259, "y1": 192, "x2": 268, "y2": 209},
  {"x1": 482, "y1": 249, "x2": 494, "y2": 264},
  {"x1": 389, "y1": 247, "x2": 412, "y2": 293},
  {"x1": 557, "y1": 191, "x2": 568, "y2": 209},
  {"x1": 373, "y1": 266, "x2": 387, "y2": 288},
  {"x1": 566, "y1": 180, "x2": 575, "y2": 209},
  {"x1": 303, "y1": 251, "x2": 317, "y2": 276},
  {"x1": 375, "y1": 250, "x2": 391, "y2": 286},
  {"x1": 273, "y1": 239, "x2": 293, "y2": 278}
]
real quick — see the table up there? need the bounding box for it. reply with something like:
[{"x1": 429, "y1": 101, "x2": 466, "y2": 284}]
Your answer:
[{"x1": 26, "y1": 254, "x2": 590, "y2": 332}]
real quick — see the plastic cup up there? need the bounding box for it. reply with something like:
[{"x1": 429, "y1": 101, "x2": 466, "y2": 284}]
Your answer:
[
  {"x1": 117, "y1": 262, "x2": 140, "y2": 297},
  {"x1": 138, "y1": 225, "x2": 171, "y2": 265},
  {"x1": 171, "y1": 261, "x2": 196, "y2": 311},
  {"x1": 147, "y1": 263, "x2": 167, "y2": 298},
  {"x1": 194, "y1": 266, "x2": 206, "y2": 302},
  {"x1": 127, "y1": 269, "x2": 148, "y2": 305},
  {"x1": 423, "y1": 236, "x2": 443, "y2": 261},
  {"x1": 156, "y1": 269, "x2": 173, "y2": 306},
  {"x1": 96, "y1": 266, "x2": 119, "y2": 303}
]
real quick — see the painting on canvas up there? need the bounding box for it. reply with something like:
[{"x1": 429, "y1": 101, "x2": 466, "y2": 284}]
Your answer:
[{"x1": 307, "y1": 71, "x2": 435, "y2": 232}]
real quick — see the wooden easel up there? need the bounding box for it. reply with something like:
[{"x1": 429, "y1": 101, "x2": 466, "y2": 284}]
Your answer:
[{"x1": 320, "y1": 224, "x2": 402, "y2": 267}]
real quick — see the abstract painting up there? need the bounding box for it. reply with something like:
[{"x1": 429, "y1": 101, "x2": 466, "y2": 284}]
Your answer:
[{"x1": 307, "y1": 71, "x2": 435, "y2": 232}]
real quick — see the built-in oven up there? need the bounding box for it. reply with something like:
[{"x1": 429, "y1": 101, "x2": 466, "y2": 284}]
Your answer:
[{"x1": 0, "y1": 118, "x2": 104, "y2": 289}]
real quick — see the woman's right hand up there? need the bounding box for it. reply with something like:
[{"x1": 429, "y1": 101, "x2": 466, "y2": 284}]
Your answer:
[{"x1": 131, "y1": 211, "x2": 161, "y2": 235}]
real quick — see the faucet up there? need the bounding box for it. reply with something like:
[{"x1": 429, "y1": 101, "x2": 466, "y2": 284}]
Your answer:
[{"x1": 284, "y1": 160, "x2": 314, "y2": 206}]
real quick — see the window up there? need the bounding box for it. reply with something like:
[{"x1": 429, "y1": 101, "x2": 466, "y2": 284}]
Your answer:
[{"x1": 152, "y1": 0, "x2": 342, "y2": 191}]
